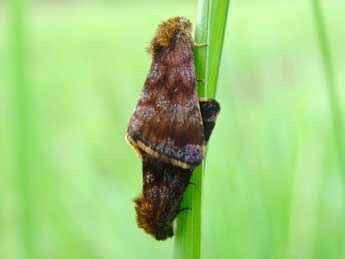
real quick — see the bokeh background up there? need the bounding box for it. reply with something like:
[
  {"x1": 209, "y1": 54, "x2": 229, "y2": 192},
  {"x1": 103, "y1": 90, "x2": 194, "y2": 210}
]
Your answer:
[{"x1": 1, "y1": 1, "x2": 345, "y2": 258}]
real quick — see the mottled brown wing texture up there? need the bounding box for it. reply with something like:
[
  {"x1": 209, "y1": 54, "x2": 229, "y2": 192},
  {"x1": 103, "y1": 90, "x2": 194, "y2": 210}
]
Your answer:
[
  {"x1": 127, "y1": 37, "x2": 204, "y2": 169},
  {"x1": 133, "y1": 98, "x2": 220, "y2": 240},
  {"x1": 134, "y1": 153, "x2": 192, "y2": 240}
]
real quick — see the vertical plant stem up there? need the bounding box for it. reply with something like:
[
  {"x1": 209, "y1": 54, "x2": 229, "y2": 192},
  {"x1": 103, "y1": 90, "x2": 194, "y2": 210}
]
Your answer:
[
  {"x1": 174, "y1": 1, "x2": 210, "y2": 259},
  {"x1": 194, "y1": 0, "x2": 211, "y2": 98},
  {"x1": 207, "y1": 0, "x2": 230, "y2": 97},
  {"x1": 175, "y1": 1, "x2": 230, "y2": 258},
  {"x1": 312, "y1": 1, "x2": 345, "y2": 176},
  {"x1": 9, "y1": 0, "x2": 36, "y2": 258}
]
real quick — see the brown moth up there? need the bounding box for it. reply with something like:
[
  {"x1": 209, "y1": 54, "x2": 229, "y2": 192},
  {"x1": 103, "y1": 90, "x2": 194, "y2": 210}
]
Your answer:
[
  {"x1": 126, "y1": 16, "x2": 221, "y2": 240},
  {"x1": 126, "y1": 16, "x2": 204, "y2": 170},
  {"x1": 133, "y1": 99, "x2": 220, "y2": 240}
]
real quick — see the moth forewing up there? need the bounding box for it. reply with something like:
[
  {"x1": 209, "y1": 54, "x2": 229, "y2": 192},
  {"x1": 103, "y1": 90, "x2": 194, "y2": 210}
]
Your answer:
[{"x1": 127, "y1": 16, "x2": 205, "y2": 169}]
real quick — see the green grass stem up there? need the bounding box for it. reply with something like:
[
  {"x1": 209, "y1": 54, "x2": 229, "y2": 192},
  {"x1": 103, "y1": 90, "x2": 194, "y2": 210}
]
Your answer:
[
  {"x1": 207, "y1": 0, "x2": 230, "y2": 97},
  {"x1": 174, "y1": 1, "x2": 230, "y2": 258},
  {"x1": 312, "y1": 1, "x2": 345, "y2": 177},
  {"x1": 174, "y1": 1, "x2": 210, "y2": 258},
  {"x1": 9, "y1": 0, "x2": 36, "y2": 258}
]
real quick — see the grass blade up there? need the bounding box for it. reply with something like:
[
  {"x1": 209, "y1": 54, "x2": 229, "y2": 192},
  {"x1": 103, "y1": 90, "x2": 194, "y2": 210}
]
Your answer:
[
  {"x1": 312, "y1": 1, "x2": 345, "y2": 177},
  {"x1": 175, "y1": 0, "x2": 230, "y2": 258},
  {"x1": 9, "y1": 0, "x2": 36, "y2": 258},
  {"x1": 207, "y1": 0, "x2": 230, "y2": 97},
  {"x1": 174, "y1": 1, "x2": 210, "y2": 258}
]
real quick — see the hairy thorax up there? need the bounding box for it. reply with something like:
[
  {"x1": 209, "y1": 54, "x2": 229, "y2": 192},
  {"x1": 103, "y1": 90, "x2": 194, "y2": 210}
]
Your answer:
[{"x1": 147, "y1": 16, "x2": 193, "y2": 55}]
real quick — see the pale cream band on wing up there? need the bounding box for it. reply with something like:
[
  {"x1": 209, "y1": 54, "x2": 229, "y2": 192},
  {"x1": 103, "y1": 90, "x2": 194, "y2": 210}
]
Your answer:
[{"x1": 126, "y1": 133, "x2": 204, "y2": 169}]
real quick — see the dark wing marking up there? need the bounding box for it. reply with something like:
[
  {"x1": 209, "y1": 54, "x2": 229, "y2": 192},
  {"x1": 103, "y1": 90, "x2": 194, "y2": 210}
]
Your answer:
[
  {"x1": 127, "y1": 37, "x2": 204, "y2": 169},
  {"x1": 199, "y1": 98, "x2": 220, "y2": 143}
]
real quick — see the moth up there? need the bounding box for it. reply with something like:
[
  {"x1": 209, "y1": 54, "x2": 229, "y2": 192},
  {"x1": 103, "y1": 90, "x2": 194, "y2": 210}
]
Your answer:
[
  {"x1": 133, "y1": 99, "x2": 220, "y2": 240},
  {"x1": 126, "y1": 16, "x2": 220, "y2": 240}
]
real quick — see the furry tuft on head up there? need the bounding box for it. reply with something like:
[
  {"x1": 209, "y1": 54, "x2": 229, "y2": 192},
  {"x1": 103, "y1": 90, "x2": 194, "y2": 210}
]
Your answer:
[{"x1": 147, "y1": 16, "x2": 192, "y2": 55}]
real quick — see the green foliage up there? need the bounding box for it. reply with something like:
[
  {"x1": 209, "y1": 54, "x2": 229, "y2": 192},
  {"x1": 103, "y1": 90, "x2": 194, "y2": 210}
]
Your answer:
[
  {"x1": 9, "y1": 0, "x2": 36, "y2": 258},
  {"x1": 312, "y1": 0, "x2": 345, "y2": 180}
]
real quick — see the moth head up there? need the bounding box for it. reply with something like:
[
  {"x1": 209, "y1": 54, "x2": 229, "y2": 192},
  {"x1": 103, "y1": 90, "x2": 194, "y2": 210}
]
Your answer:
[
  {"x1": 133, "y1": 194, "x2": 174, "y2": 240},
  {"x1": 148, "y1": 16, "x2": 193, "y2": 55},
  {"x1": 174, "y1": 16, "x2": 192, "y2": 34}
]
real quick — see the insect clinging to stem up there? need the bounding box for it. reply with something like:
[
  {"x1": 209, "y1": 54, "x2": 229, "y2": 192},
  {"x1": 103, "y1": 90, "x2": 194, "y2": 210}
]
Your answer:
[{"x1": 126, "y1": 16, "x2": 220, "y2": 240}]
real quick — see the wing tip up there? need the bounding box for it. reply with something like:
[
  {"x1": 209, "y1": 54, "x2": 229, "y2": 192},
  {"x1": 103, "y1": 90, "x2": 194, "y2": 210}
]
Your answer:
[{"x1": 126, "y1": 133, "x2": 143, "y2": 159}]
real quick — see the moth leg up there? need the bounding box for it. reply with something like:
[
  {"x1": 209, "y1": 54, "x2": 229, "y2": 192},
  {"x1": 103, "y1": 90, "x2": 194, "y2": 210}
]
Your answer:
[
  {"x1": 196, "y1": 79, "x2": 205, "y2": 83},
  {"x1": 199, "y1": 98, "x2": 220, "y2": 143},
  {"x1": 188, "y1": 182, "x2": 196, "y2": 186},
  {"x1": 178, "y1": 207, "x2": 192, "y2": 214},
  {"x1": 193, "y1": 42, "x2": 208, "y2": 47}
]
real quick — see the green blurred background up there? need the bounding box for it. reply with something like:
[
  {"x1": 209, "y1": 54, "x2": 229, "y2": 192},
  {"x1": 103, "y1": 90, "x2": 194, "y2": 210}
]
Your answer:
[{"x1": 1, "y1": 1, "x2": 345, "y2": 258}]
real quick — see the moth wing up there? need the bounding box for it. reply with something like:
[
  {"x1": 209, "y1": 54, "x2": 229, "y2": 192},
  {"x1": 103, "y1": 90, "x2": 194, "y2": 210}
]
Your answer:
[
  {"x1": 127, "y1": 42, "x2": 204, "y2": 169},
  {"x1": 199, "y1": 98, "x2": 220, "y2": 143},
  {"x1": 134, "y1": 153, "x2": 192, "y2": 240},
  {"x1": 142, "y1": 154, "x2": 191, "y2": 218}
]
